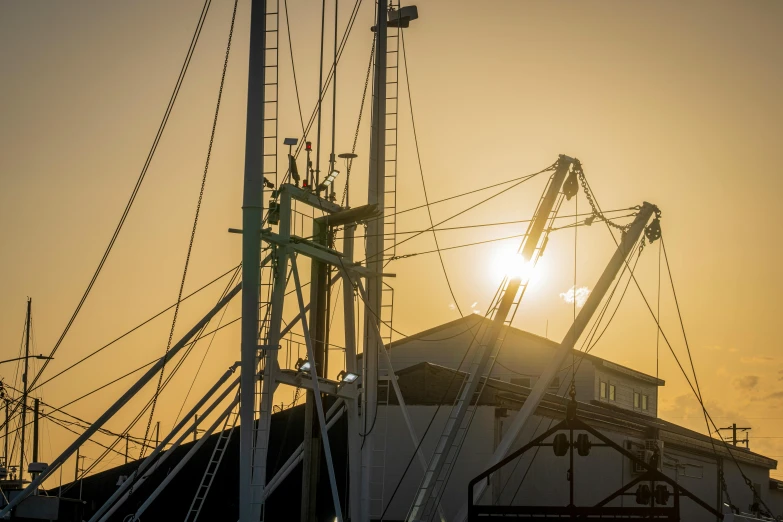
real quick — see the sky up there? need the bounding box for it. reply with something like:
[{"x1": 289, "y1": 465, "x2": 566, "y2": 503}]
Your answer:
[{"x1": 1, "y1": 0, "x2": 782, "y2": 485}]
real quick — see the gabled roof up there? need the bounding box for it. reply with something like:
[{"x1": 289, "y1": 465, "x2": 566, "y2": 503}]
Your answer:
[{"x1": 377, "y1": 315, "x2": 665, "y2": 386}]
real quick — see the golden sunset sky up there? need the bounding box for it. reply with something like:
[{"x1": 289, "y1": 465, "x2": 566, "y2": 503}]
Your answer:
[{"x1": 1, "y1": 0, "x2": 782, "y2": 484}]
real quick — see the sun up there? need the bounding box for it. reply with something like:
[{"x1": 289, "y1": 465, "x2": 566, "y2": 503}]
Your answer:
[{"x1": 490, "y1": 244, "x2": 545, "y2": 286}]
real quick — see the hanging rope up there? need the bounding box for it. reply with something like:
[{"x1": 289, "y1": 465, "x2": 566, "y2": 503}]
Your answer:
[{"x1": 140, "y1": 0, "x2": 239, "y2": 458}]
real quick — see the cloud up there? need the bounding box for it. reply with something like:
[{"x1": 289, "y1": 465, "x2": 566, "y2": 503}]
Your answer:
[
  {"x1": 733, "y1": 375, "x2": 759, "y2": 391},
  {"x1": 740, "y1": 356, "x2": 776, "y2": 364},
  {"x1": 706, "y1": 345, "x2": 722, "y2": 352},
  {"x1": 448, "y1": 303, "x2": 456, "y2": 310},
  {"x1": 763, "y1": 391, "x2": 783, "y2": 401},
  {"x1": 560, "y1": 286, "x2": 591, "y2": 308}
]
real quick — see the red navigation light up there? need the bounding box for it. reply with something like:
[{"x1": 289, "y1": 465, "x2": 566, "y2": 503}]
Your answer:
[{"x1": 306, "y1": 141, "x2": 312, "y2": 151}]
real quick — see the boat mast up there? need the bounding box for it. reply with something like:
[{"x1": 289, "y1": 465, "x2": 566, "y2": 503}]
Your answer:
[
  {"x1": 20, "y1": 297, "x2": 31, "y2": 480},
  {"x1": 238, "y1": 0, "x2": 268, "y2": 519},
  {"x1": 361, "y1": 0, "x2": 388, "y2": 518}
]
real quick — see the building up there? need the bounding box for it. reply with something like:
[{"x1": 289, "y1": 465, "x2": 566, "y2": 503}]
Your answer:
[
  {"x1": 368, "y1": 316, "x2": 780, "y2": 521},
  {"x1": 60, "y1": 316, "x2": 780, "y2": 521}
]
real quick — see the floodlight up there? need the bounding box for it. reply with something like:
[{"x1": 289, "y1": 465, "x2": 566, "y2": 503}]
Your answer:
[
  {"x1": 337, "y1": 370, "x2": 359, "y2": 384},
  {"x1": 295, "y1": 358, "x2": 312, "y2": 372},
  {"x1": 323, "y1": 169, "x2": 340, "y2": 187},
  {"x1": 283, "y1": 137, "x2": 298, "y2": 146}
]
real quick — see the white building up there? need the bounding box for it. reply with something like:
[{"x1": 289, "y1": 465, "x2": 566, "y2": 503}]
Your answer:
[{"x1": 366, "y1": 316, "x2": 780, "y2": 521}]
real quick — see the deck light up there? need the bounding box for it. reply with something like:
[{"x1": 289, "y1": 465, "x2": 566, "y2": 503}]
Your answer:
[
  {"x1": 337, "y1": 370, "x2": 359, "y2": 384},
  {"x1": 295, "y1": 358, "x2": 312, "y2": 372},
  {"x1": 323, "y1": 169, "x2": 340, "y2": 187}
]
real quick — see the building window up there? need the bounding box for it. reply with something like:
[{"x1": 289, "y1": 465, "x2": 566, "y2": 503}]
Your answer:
[
  {"x1": 642, "y1": 395, "x2": 648, "y2": 411},
  {"x1": 634, "y1": 392, "x2": 640, "y2": 409},
  {"x1": 600, "y1": 381, "x2": 607, "y2": 399},
  {"x1": 511, "y1": 377, "x2": 531, "y2": 388},
  {"x1": 609, "y1": 384, "x2": 616, "y2": 401},
  {"x1": 549, "y1": 376, "x2": 561, "y2": 390}
]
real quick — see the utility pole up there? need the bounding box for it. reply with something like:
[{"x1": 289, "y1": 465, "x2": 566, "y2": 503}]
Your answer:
[
  {"x1": 20, "y1": 297, "x2": 31, "y2": 480},
  {"x1": 125, "y1": 435, "x2": 129, "y2": 465},
  {"x1": 155, "y1": 421, "x2": 160, "y2": 448},
  {"x1": 718, "y1": 424, "x2": 751, "y2": 448},
  {"x1": 75, "y1": 447, "x2": 79, "y2": 483},
  {"x1": 4, "y1": 400, "x2": 8, "y2": 468},
  {"x1": 32, "y1": 399, "x2": 39, "y2": 464},
  {"x1": 361, "y1": 1, "x2": 388, "y2": 519}
]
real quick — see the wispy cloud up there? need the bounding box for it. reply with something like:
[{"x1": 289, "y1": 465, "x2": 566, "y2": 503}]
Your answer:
[
  {"x1": 740, "y1": 355, "x2": 776, "y2": 364},
  {"x1": 733, "y1": 375, "x2": 759, "y2": 391},
  {"x1": 762, "y1": 391, "x2": 783, "y2": 401},
  {"x1": 560, "y1": 286, "x2": 590, "y2": 308}
]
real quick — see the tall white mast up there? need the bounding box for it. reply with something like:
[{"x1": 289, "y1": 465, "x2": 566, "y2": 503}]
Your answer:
[{"x1": 238, "y1": 0, "x2": 268, "y2": 520}]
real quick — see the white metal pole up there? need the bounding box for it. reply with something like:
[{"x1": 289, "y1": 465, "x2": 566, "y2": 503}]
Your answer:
[
  {"x1": 342, "y1": 224, "x2": 362, "y2": 520},
  {"x1": 407, "y1": 158, "x2": 573, "y2": 521},
  {"x1": 261, "y1": 400, "x2": 345, "y2": 502},
  {"x1": 251, "y1": 190, "x2": 291, "y2": 519},
  {"x1": 0, "y1": 284, "x2": 241, "y2": 518},
  {"x1": 292, "y1": 259, "x2": 344, "y2": 522},
  {"x1": 90, "y1": 369, "x2": 240, "y2": 522},
  {"x1": 459, "y1": 202, "x2": 659, "y2": 519}
]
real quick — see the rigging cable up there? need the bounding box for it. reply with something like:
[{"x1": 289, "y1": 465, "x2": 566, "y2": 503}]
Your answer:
[
  {"x1": 366, "y1": 165, "x2": 555, "y2": 265},
  {"x1": 399, "y1": 26, "x2": 463, "y2": 317},
  {"x1": 661, "y1": 236, "x2": 776, "y2": 518},
  {"x1": 580, "y1": 172, "x2": 778, "y2": 518},
  {"x1": 24, "y1": 264, "x2": 239, "y2": 395},
  {"x1": 497, "y1": 238, "x2": 645, "y2": 504},
  {"x1": 27, "y1": 0, "x2": 213, "y2": 393},
  {"x1": 283, "y1": 0, "x2": 306, "y2": 133},
  {"x1": 140, "y1": 0, "x2": 239, "y2": 458},
  {"x1": 341, "y1": 37, "x2": 375, "y2": 207},
  {"x1": 172, "y1": 265, "x2": 241, "y2": 426}
]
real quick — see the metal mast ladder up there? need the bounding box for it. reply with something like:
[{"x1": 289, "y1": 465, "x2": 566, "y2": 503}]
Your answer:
[
  {"x1": 370, "y1": 8, "x2": 400, "y2": 514},
  {"x1": 185, "y1": 396, "x2": 240, "y2": 522},
  {"x1": 406, "y1": 157, "x2": 574, "y2": 521},
  {"x1": 263, "y1": 0, "x2": 280, "y2": 187},
  {"x1": 383, "y1": 1, "x2": 401, "y2": 262},
  {"x1": 247, "y1": 0, "x2": 279, "y2": 513}
]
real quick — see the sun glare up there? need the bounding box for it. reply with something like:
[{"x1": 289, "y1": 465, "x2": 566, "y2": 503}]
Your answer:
[{"x1": 490, "y1": 245, "x2": 543, "y2": 285}]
